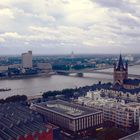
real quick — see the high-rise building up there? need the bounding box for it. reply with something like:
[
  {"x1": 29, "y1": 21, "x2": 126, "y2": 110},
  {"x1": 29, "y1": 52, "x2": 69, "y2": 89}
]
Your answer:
[
  {"x1": 114, "y1": 54, "x2": 128, "y2": 85},
  {"x1": 22, "y1": 51, "x2": 32, "y2": 68}
]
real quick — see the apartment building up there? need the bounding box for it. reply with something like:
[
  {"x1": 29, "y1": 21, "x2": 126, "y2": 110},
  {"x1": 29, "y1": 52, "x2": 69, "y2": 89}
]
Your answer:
[{"x1": 77, "y1": 90, "x2": 140, "y2": 129}]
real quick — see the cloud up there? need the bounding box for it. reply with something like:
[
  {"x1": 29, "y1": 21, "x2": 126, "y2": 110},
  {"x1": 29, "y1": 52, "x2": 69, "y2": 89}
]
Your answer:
[
  {"x1": 0, "y1": 38, "x2": 5, "y2": 43},
  {"x1": 0, "y1": 8, "x2": 14, "y2": 19},
  {"x1": 1, "y1": 32, "x2": 22, "y2": 39},
  {"x1": 92, "y1": 0, "x2": 136, "y2": 13},
  {"x1": 0, "y1": 0, "x2": 140, "y2": 54}
]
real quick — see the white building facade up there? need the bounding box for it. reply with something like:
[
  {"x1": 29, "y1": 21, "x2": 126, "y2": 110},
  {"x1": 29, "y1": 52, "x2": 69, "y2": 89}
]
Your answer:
[
  {"x1": 77, "y1": 90, "x2": 140, "y2": 129},
  {"x1": 22, "y1": 51, "x2": 32, "y2": 68}
]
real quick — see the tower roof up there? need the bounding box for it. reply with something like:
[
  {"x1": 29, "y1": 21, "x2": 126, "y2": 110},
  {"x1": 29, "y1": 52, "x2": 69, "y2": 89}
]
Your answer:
[{"x1": 116, "y1": 54, "x2": 125, "y2": 71}]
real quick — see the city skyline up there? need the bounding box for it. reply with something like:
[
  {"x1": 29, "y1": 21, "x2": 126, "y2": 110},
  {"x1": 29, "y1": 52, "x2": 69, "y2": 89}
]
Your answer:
[{"x1": 0, "y1": 0, "x2": 140, "y2": 55}]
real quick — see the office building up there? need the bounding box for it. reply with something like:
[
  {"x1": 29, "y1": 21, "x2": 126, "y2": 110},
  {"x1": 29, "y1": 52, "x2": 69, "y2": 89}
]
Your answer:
[
  {"x1": 31, "y1": 100, "x2": 103, "y2": 133},
  {"x1": 22, "y1": 51, "x2": 32, "y2": 68}
]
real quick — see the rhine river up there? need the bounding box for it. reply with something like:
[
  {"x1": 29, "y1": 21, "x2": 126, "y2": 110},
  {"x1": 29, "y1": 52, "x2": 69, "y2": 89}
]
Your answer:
[{"x1": 0, "y1": 65, "x2": 139, "y2": 99}]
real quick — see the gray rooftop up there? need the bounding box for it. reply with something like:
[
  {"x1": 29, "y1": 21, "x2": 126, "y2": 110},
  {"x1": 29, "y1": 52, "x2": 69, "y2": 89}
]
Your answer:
[
  {"x1": 34, "y1": 100, "x2": 100, "y2": 119},
  {"x1": 0, "y1": 102, "x2": 47, "y2": 140}
]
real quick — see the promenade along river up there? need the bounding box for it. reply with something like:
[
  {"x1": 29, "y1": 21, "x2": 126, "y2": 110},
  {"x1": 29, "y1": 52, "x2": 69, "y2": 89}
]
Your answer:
[{"x1": 0, "y1": 65, "x2": 139, "y2": 99}]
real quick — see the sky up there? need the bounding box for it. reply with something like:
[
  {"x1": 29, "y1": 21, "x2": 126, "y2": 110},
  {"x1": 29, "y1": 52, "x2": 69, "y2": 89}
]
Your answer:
[{"x1": 0, "y1": 0, "x2": 140, "y2": 55}]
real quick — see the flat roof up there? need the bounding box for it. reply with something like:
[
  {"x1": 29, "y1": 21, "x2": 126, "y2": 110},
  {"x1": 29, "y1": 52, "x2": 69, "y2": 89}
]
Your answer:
[
  {"x1": 126, "y1": 102, "x2": 140, "y2": 108},
  {"x1": 33, "y1": 100, "x2": 100, "y2": 119},
  {"x1": 119, "y1": 131, "x2": 140, "y2": 140}
]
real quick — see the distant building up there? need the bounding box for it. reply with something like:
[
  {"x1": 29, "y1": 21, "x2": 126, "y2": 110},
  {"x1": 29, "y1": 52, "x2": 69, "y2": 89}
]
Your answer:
[
  {"x1": 123, "y1": 79, "x2": 140, "y2": 89},
  {"x1": 37, "y1": 63, "x2": 52, "y2": 73},
  {"x1": 71, "y1": 51, "x2": 75, "y2": 59},
  {"x1": 31, "y1": 100, "x2": 103, "y2": 133},
  {"x1": 0, "y1": 66, "x2": 8, "y2": 72},
  {"x1": 22, "y1": 51, "x2": 32, "y2": 68},
  {"x1": 114, "y1": 54, "x2": 128, "y2": 85},
  {"x1": 124, "y1": 54, "x2": 134, "y2": 62},
  {"x1": 9, "y1": 64, "x2": 22, "y2": 69}
]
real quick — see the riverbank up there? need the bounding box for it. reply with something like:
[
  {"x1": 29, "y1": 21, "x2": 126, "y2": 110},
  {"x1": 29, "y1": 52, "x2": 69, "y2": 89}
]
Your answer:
[
  {"x1": 0, "y1": 72, "x2": 55, "y2": 80},
  {"x1": 28, "y1": 95, "x2": 42, "y2": 100}
]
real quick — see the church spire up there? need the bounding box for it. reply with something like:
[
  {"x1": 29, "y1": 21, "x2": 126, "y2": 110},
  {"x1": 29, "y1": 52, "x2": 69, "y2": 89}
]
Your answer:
[{"x1": 116, "y1": 54, "x2": 125, "y2": 70}]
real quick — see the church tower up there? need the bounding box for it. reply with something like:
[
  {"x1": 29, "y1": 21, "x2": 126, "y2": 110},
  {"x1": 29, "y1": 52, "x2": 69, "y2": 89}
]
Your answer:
[{"x1": 114, "y1": 54, "x2": 128, "y2": 85}]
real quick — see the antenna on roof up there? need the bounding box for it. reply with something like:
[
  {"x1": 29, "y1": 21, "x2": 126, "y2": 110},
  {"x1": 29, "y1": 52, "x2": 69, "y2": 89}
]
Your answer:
[{"x1": 119, "y1": 50, "x2": 122, "y2": 56}]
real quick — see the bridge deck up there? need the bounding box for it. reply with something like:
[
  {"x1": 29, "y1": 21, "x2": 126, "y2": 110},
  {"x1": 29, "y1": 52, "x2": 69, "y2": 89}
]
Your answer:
[{"x1": 56, "y1": 69, "x2": 140, "y2": 78}]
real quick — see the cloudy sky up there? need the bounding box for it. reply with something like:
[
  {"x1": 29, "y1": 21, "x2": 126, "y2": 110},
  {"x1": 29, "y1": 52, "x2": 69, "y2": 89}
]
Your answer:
[{"x1": 0, "y1": 0, "x2": 140, "y2": 55}]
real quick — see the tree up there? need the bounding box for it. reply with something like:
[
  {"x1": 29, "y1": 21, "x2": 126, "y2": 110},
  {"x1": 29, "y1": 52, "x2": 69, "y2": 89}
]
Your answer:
[{"x1": 0, "y1": 95, "x2": 27, "y2": 104}]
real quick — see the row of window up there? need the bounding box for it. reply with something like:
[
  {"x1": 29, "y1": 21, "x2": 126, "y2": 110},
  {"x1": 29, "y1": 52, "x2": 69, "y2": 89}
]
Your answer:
[{"x1": 75, "y1": 113, "x2": 102, "y2": 131}]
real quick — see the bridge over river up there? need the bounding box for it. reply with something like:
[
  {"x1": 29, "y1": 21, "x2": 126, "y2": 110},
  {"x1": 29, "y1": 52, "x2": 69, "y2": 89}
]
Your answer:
[{"x1": 56, "y1": 68, "x2": 140, "y2": 79}]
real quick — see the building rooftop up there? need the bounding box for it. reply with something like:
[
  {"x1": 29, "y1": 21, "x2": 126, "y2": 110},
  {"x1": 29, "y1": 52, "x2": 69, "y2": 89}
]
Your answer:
[
  {"x1": 126, "y1": 102, "x2": 140, "y2": 108},
  {"x1": 0, "y1": 102, "x2": 49, "y2": 140},
  {"x1": 34, "y1": 100, "x2": 100, "y2": 119},
  {"x1": 123, "y1": 79, "x2": 140, "y2": 86}
]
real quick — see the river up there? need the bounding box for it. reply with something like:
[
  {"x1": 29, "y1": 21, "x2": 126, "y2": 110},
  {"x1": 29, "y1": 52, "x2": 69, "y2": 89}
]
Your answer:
[
  {"x1": 0, "y1": 65, "x2": 139, "y2": 99},
  {"x1": 0, "y1": 73, "x2": 112, "y2": 99}
]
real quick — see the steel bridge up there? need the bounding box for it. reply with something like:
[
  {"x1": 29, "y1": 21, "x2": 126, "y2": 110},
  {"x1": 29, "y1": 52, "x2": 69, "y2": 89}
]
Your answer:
[{"x1": 56, "y1": 68, "x2": 140, "y2": 79}]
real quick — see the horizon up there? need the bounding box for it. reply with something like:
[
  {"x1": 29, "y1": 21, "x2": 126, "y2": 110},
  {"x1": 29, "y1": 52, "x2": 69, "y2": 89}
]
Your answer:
[{"x1": 0, "y1": 52, "x2": 139, "y2": 57}]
